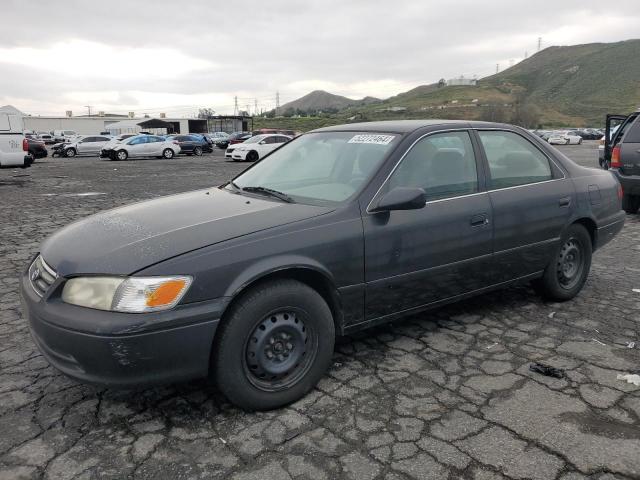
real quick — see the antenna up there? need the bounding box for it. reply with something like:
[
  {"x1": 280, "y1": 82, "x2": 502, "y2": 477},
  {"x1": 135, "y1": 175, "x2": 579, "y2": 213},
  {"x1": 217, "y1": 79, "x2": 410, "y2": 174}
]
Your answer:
[
  {"x1": 537, "y1": 37, "x2": 542, "y2": 52},
  {"x1": 254, "y1": 98, "x2": 258, "y2": 116},
  {"x1": 276, "y1": 91, "x2": 280, "y2": 116},
  {"x1": 496, "y1": 63, "x2": 499, "y2": 74}
]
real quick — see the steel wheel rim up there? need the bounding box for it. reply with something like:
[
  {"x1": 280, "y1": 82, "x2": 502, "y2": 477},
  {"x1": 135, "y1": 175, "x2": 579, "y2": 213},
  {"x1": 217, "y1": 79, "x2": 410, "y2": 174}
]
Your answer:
[
  {"x1": 557, "y1": 237, "x2": 584, "y2": 289},
  {"x1": 243, "y1": 309, "x2": 317, "y2": 392}
]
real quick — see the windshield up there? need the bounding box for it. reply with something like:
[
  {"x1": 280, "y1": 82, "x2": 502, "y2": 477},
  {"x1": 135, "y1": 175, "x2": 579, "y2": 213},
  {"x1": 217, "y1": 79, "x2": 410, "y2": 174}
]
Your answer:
[{"x1": 231, "y1": 131, "x2": 399, "y2": 204}]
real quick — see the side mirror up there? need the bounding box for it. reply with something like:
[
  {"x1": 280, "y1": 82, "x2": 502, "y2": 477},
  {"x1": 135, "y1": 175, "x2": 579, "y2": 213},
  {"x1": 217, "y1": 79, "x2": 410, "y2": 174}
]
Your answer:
[
  {"x1": 371, "y1": 187, "x2": 426, "y2": 212},
  {"x1": 259, "y1": 141, "x2": 266, "y2": 145}
]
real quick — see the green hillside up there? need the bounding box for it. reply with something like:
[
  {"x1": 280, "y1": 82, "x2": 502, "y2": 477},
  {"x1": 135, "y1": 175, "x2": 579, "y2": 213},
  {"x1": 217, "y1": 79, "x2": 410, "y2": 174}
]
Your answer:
[{"x1": 255, "y1": 39, "x2": 640, "y2": 131}]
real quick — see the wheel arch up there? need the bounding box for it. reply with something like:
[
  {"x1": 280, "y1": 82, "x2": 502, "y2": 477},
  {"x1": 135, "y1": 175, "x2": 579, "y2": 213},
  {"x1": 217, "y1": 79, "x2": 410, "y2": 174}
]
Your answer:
[
  {"x1": 571, "y1": 217, "x2": 597, "y2": 249},
  {"x1": 220, "y1": 262, "x2": 344, "y2": 336}
]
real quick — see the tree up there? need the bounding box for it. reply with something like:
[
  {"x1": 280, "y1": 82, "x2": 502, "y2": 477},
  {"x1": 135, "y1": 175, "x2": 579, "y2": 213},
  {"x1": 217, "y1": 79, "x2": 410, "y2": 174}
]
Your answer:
[
  {"x1": 437, "y1": 78, "x2": 446, "y2": 88},
  {"x1": 511, "y1": 103, "x2": 541, "y2": 129},
  {"x1": 479, "y1": 105, "x2": 510, "y2": 123},
  {"x1": 198, "y1": 108, "x2": 215, "y2": 119}
]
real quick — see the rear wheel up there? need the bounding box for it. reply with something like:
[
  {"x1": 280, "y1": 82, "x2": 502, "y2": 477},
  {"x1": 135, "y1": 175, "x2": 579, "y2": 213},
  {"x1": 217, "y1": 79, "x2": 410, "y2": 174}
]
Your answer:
[
  {"x1": 622, "y1": 195, "x2": 640, "y2": 214},
  {"x1": 533, "y1": 224, "x2": 592, "y2": 301},
  {"x1": 193, "y1": 146, "x2": 203, "y2": 156},
  {"x1": 213, "y1": 279, "x2": 335, "y2": 411},
  {"x1": 163, "y1": 148, "x2": 174, "y2": 159},
  {"x1": 246, "y1": 150, "x2": 259, "y2": 162}
]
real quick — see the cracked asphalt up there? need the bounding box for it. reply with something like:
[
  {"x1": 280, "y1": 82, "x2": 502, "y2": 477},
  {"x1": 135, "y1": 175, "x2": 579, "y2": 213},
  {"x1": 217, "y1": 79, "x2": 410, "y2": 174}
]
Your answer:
[{"x1": 1, "y1": 142, "x2": 639, "y2": 480}]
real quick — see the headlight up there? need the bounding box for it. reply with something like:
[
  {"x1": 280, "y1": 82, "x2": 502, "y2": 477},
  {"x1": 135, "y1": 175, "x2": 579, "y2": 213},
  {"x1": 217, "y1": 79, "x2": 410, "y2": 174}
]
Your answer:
[{"x1": 62, "y1": 276, "x2": 192, "y2": 313}]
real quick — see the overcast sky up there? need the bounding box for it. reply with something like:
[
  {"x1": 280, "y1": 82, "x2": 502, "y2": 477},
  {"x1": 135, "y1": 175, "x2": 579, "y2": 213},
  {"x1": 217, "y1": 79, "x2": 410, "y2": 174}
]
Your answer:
[{"x1": 1, "y1": 0, "x2": 638, "y2": 117}]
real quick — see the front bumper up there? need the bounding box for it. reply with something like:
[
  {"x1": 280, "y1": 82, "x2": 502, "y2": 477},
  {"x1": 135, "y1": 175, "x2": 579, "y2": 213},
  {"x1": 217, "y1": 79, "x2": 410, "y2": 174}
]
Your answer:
[
  {"x1": 20, "y1": 266, "x2": 227, "y2": 388},
  {"x1": 232, "y1": 150, "x2": 247, "y2": 161},
  {"x1": 612, "y1": 169, "x2": 640, "y2": 196}
]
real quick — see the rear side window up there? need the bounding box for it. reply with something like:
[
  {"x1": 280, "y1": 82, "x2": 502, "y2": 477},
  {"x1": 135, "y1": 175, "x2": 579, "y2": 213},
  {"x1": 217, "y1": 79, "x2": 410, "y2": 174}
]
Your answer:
[
  {"x1": 388, "y1": 131, "x2": 478, "y2": 201},
  {"x1": 478, "y1": 131, "x2": 552, "y2": 189},
  {"x1": 622, "y1": 116, "x2": 640, "y2": 143}
]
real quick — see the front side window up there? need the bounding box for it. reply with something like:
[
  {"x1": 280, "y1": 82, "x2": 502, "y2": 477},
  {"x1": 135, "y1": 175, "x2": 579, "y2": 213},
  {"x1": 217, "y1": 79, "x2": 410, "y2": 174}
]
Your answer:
[
  {"x1": 387, "y1": 131, "x2": 478, "y2": 201},
  {"x1": 232, "y1": 131, "x2": 399, "y2": 204},
  {"x1": 478, "y1": 131, "x2": 552, "y2": 189},
  {"x1": 128, "y1": 136, "x2": 148, "y2": 145}
]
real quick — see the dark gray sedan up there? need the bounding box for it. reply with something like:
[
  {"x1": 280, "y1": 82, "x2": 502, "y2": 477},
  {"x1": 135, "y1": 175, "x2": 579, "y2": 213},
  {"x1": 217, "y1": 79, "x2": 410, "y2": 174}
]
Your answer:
[{"x1": 20, "y1": 120, "x2": 625, "y2": 410}]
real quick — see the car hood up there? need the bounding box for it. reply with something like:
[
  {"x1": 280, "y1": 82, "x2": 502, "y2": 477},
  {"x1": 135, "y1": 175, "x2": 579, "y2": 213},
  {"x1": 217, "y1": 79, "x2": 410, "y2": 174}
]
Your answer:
[{"x1": 41, "y1": 188, "x2": 333, "y2": 276}]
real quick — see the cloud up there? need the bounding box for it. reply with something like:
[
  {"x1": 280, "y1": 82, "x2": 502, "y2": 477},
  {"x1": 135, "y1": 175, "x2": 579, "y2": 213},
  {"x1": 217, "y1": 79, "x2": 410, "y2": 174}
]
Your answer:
[{"x1": 0, "y1": 0, "x2": 638, "y2": 115}]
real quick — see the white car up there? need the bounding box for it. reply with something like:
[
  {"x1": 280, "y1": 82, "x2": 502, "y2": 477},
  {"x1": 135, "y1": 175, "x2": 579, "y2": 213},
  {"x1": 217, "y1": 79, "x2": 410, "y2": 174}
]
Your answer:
[
  {"x1": 230, "y1": 134, "x2": 291, "y2": 162},
  {"x1": 53, "y1": 129, "x2": 81, "y2": 142},
  {"x1": 548, "y1": 132, "x2": 582, "y2": 145},
  {"x1": 101, "y1": 134, "x2": 181, "y2": 161},
  {"x1": 0, "y1": 111, "x2": 32, "y2": 168},
  {"x1": 63, "y1": 135, "x2": 113, "y2": 157},
  {"x1": 37, "y1": 132, "x2": 54, "y2": 144}
]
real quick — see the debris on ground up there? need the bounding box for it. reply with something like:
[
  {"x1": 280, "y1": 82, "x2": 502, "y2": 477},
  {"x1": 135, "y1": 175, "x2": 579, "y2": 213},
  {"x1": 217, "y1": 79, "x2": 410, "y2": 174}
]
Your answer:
[
  {"x1": 627, "y1": 342, "x2": 636, "y2": 349},
  {"x1": 632, "y1": 288, "x2": 640, "y2": 293},
  {"x1": 592, "y1": 338, "x2": 606, "y2": 346},
  {"x1": 529, "y1": 362, "x2": 566, "y2": 379},
  {"x1": 617, "y1": 374, "x2": 640, "y2": 386},
  {"x1": 486, "y1": 343, "x2": 498, "y2": 349},
  {"x1": 548, "y1": 312, "x2": 556, "y2": 319}
]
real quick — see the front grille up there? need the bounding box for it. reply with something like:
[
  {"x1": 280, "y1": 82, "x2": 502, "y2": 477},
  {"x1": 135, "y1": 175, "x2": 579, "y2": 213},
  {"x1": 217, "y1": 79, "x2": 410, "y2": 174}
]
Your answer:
[{"x1": 28, "y1": 255, "x2": 57, "y2": 297}]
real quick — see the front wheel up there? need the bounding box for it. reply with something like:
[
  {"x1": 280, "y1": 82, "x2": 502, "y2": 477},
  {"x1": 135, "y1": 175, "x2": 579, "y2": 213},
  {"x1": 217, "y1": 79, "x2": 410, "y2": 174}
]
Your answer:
[
  {"x1": 622, "y1": 195, "x2": 640, "y2": 214},
  {"x1": 163, "y1": 148, "x2": 175, "y2": 159},
  {"x1": 213, "y1": 279, "x2": 335, "y2": 411},
  {"x1": 533, "y1": 224, "x2": 592, "y2": 301},
  {"x1": 116, "y1": 149, "x2": 128, "y2": 161},
  {"x1": 246, "y1": 150, "x2": 259, "y2": 162},
  {"x1": 64, "y1": 148, "x2": 76, "y2": 157}
]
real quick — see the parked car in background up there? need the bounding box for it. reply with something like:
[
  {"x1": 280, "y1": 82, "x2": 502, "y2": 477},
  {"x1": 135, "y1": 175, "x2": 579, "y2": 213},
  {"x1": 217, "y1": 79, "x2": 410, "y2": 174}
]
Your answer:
[
  {"x1": 603, "y1": 110, "x2": 640, "y2": 213},
  {"x1": 63, "y1": 135, "x2": 113, "y2": 157},
  {"x1": 53, "y1": 130, "x2": 80, "y2": 142},
  {"x1": 218, "y1": 131, "x2": 251, "y2": 150},
  {"x1": 230, "y1": 134, "x2": 291, "y2": 162},
  {"x1": 26, "y1": 138, "x2": 48, "y2": 160},
  {"x1": 101, "y1": 134, "x2": 138, "y2": 151},
  {"x1": 100, "y1": 134, "x2": 181, "y2": 161},
  {"x1": 548, "y1": 132, "x2": 582, "y2": 145},
  {"x1": 166, "y1": 134, "x2": 213, "y2": 156},
  {"x1": 21, "y1": 120, "x2": 625, "y2": 410},
  {"x1": 0, "y1": 111, "x2": 32, "y2": 168},
  {"x1": 210, "y1": 132, "x2": 230, "y2": 148},
  {"x1": 37, "y1": 132, "x2": 55, "y2": 144}
]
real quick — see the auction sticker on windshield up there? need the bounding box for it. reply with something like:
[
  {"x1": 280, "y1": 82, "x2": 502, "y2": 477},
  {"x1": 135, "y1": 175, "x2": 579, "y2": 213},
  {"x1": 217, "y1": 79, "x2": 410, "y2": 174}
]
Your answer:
[{"x1": 348, "y1": 134, "x2": 395, "y2": 145}]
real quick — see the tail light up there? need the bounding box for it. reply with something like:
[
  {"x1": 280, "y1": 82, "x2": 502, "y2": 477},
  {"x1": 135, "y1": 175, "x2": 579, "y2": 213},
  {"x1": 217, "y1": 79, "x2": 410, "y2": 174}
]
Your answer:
[
  {"x1": 611, "y1": 146, "x2": 622, "y2": 168},
  {"x1": 22, "y1": 138, "x2": 28, "y2": 151}
]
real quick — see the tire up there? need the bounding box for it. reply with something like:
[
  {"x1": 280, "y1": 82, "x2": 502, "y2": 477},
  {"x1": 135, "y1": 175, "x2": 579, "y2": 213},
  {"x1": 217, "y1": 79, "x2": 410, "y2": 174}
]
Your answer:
[
  {"x1": 622, "y1": 195, "x2": 640, "y2": 214},
  {"x1": 578, "y1": 138, "x2": 583, "y2": 145},
  {"x1": 116, "y1": 149, "x2": 128, "y2": 161},
  {"x1": 193, "y1": 146, "x2": 203, "y2": 156},
  {"x1": 533, "y1": 224, "x2": 592, "y2": 301},
  {"x1": 213, "y1": 279, "x2": 335, "y2": 411},
  {"x1": 163, "y1": 148, "x2": 174, "y2": 159},
  {"x1": 64, "y1": 148, "x2": 76, "y2": 157},
  {"x1": 246, "y1": 150, "x2": 259, "y2": 162}
]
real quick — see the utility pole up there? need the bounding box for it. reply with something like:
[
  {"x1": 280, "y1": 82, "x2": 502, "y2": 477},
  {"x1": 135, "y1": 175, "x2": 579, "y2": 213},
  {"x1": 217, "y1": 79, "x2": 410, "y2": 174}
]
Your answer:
[
  {"x1": 254, "y1": 98, "x2": 258, "y2": 116},
  {"x1": 84, "y1": 105, "x2": 93, "y2": 116},
  {"x1": 496, "y1": 63, "x2": 499, "y2": 74},
  {"x1": 275, "y1": 91, "x2": 280, "y2": 116},
  {"x1": 524, "y1": 51, "x2": 528, "y2": 59},
  {"x1": 537, "y1": 37, "x2": 542, "y2": 52},
  {"x1": 233, "y1": 96, "x2": 238, "y2": 116}
]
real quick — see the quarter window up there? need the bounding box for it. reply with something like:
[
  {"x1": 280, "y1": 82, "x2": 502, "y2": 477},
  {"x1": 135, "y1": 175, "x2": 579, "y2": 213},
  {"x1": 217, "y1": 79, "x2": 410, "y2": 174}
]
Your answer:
[
  {"x1": 388, "y1": 131, "x2": 478, "y2": 201},
  {"x1": 478, "y1": 131, "x2": 552, "y2": 189}
]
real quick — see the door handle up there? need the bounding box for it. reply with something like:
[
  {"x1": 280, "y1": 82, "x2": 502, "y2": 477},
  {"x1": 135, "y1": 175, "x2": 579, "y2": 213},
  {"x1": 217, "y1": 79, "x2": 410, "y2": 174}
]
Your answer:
[
  {"x1": 559, "y1": 197, "x2": 571, "y2": 207},
  {"x1": 470, "y1": 213, "x2": 489, "y2": 227}
]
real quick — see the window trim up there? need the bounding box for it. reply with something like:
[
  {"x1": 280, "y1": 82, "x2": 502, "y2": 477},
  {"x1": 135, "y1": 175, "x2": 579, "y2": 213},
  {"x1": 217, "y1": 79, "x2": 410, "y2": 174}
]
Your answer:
[
  {"x1": 473, "y1": 128, "x2": 566, "y2": 192},
  {"x1": 366, "y1": 128, "x2": 483, "y2": 214}
]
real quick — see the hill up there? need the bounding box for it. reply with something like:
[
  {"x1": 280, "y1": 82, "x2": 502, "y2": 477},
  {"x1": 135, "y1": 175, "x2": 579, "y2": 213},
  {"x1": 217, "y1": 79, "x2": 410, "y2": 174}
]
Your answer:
[
  {"x1": 278, "y1": 90, "x2": 380, "y2": 113},
  {"x1": 257, "y1": 39, "x2": 640, "y2": 130}
]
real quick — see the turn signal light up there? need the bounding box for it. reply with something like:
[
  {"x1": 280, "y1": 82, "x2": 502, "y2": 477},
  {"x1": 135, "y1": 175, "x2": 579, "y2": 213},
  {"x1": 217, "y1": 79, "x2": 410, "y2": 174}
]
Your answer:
[
  {"x1": 145, "y1": 279, "x2": 188, "y2": 308},
  {"x1": 611, "y1": 146, "x2": 622, "y2": 168}
]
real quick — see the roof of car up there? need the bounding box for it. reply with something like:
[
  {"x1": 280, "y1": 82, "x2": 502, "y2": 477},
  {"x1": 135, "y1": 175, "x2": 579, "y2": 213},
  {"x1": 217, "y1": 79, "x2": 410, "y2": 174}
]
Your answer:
[{"x1": 311, "y1": 120, "x2": 511, "y2": 134}]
